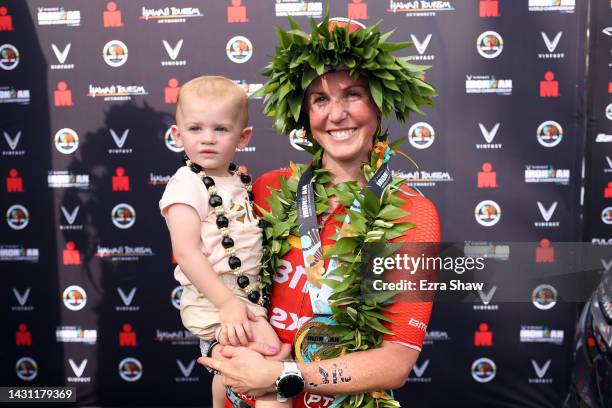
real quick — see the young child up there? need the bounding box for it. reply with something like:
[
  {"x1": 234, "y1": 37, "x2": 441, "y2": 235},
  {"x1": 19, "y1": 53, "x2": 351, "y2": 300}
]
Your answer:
[{"x1": 159, "y1": 76, "x2": 284, "y2": 408}]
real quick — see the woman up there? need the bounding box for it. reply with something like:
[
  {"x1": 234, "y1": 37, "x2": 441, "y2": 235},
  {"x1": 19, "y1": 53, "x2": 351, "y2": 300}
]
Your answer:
[{"x1": 200, "y1": 16, "x2": 440, "y2": 407}]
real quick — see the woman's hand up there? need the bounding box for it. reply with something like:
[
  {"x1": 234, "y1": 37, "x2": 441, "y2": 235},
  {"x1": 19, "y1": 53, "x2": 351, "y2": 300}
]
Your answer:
[
  {"x1": 218, "y1": 297, "x2": 255, "y2": 346},
  {"x1": 199, "y1": 343, "x2": 292, "y2": 396}
]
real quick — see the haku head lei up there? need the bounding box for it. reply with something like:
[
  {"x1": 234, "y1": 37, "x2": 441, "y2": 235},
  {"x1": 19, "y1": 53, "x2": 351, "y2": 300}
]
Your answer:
[{"x1": 256, "y1": 12, "x2": 437, "y2": 147}]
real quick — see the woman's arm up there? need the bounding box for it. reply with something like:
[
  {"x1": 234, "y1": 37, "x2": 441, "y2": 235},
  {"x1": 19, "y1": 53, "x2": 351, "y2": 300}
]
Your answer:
[{"x1": 200, "y1": 340, "x2": 418, "y2": 396}]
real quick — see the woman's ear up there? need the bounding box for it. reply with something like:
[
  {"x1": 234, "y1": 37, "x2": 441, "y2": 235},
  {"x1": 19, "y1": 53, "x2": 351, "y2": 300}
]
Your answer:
[{"x1": 237, "y1": 126, "x2": 253, "y2": 149}]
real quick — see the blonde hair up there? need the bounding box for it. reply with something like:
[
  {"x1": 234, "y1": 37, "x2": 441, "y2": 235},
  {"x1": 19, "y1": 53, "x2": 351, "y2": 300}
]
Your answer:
[{"x1": 176, "y1": 76, "x2": 249, "y2": 128}]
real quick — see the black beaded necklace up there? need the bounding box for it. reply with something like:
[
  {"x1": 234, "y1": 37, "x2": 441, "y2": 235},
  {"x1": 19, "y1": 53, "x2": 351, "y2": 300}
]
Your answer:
[{"x1": 183, "y1": 155, "x2": 270, "y2": 308}]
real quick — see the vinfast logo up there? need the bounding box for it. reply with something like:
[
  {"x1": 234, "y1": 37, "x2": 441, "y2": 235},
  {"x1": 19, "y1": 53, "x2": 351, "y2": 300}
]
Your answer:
[
  {"x1": 68, "y1": 359, "x2": 91, "y2": 382},
  {"x1": 602, "y1": 27, "x2": 612, "y2": 37},
  {"x1": 139, "y1": 6, "x2": 203, "y2": 23},
  {"x1": 51, "y1": 43, "x2": 74, "y2": 69},
  {"x1": 162, "y1": 40, "x2": 186, "y2": 66},
  {"x1": 16, "y1": 357, "x2": 38, "y2": 381},
  {"x1": 465, "y1": 75, "x2": 512, "y2": 95},
  {"x1": 476, "y1": 123, "x2": 502, "y2": 149},
  {"x1": 275, "y1": 1, "x2": 323, "y2": 17},
  {"x1": 602, "y1": 258, "x2": 612, "y2": 273},
  {"x1": 60, "y1": 205, "x2": 83, "y2": 230},
  {"x1": 407, "y1": 34, "x2": 434, "y2": 61},
  {"x1": 471, "y1": 358, "x2": 496, "y2": 383},
  {"x1": 539, "y1": 32, "x2": 564, "y2": 59},
  {"x1": 12, "y1": 288, "x2": 34, "y2": 311},
  {"x1": 116, "y1": 287, "x2": 140, "y2": 311},
  {"x1": 408, "y1": 359, "x2": 431, "y2": 382},
  {"x1": 109, "y1": 129, "x2": 132, "y2": 154},
  {"x1": 474, "y1": 286, "x2": 498, "y2": 310},
  {"x1": 386, "y1": 1, "x2": 456, "y2": 16},
  {"x1": 175, "y1": 359, "x2": 198, "y2": 382},
  {"x1": 529, "y1": 360, "x2": 553, "y2": 383},
  {"x1": 118, "y1": 358, "x2": 143, "y2": 382},
  {"x1": 3, "y1": 130, "x2": 24, "y2": 155},
  {"x1": 535, "y1": 201, "x2": 559, "y2": 227}
]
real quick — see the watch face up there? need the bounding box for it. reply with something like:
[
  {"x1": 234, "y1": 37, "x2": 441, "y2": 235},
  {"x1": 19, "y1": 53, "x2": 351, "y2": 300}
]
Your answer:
[{"x1": 279, "y1": 374, "x2": 305, "y2": 397}]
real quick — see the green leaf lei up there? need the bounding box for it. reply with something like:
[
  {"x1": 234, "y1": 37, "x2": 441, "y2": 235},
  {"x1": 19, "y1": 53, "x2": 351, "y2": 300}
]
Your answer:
[{"x1": 254, "y1": 10, "x2": 437, "y2": 408}]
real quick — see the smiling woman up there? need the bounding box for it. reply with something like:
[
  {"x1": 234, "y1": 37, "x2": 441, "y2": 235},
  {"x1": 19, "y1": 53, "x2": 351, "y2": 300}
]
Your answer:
[{"x1": 199, "y1": 15, "x2": 440, "y2": 408}]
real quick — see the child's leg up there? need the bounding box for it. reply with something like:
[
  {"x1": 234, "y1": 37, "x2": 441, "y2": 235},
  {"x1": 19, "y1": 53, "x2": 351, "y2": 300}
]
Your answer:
[{"x1": 212, "y1": 374, "x2": 226, "y2": 408}]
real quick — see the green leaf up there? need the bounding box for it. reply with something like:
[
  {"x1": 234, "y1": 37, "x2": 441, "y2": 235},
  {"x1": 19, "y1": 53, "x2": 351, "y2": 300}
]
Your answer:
[
  {"x1": 325, "y1": 237, "x2": 360, "y2": 257},
  {"x1": 368, "y1": 77, "x2": 383, "y2": 109},
  {"x1": 362, "y1": 187, "x2": 381, "y2": 217},
  {"x1": 378, "y1": 205, "x2": 409, "y2": 221}
]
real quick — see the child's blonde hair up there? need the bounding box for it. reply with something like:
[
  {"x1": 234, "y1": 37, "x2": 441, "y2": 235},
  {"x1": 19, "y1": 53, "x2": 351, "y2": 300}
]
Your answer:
[{"x1": 176, "y1": 76, "x2": 249, "y2": 128}]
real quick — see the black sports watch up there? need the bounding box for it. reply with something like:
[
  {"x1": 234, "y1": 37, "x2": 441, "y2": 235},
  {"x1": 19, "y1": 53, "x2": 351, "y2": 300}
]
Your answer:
[{"x1": 275, "y1": 361, "x2": 305, "y2": 402}]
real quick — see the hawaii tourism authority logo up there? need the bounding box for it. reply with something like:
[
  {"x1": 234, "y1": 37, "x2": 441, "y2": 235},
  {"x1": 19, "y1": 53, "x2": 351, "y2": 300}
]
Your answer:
[
  {"x1": 6, "y1": 204, "x2": 29, "y2": 230},
  {"x1": 95, "y1": 245, "x2": 154, "y2": 262},
  {"x1": 87, "y1": 84, "x2": 148, "y2": 101},
  {"x1": 408, "y1": 122, "x2": 435, "y2": 149},
  {"x1": 532, "y1": 284, "x2": 557, "y2": 310},
  {"x1": 54, "y1": 128, "x2": 79, "y2": 154},
  {"x1": 139, "y1": 6, "x2": 203, "y2": 23},
  {"x1": 476, "y1": 31, "x2": 503, "y2": 59},
  {"x1": 536, "y1": 121, "x2": 563, "y2": 147},
  {"x1": 0, "y1": 44, "x2": 19, "y2": 70},
  {"x1": 471, "y1": 358, "x2": 496, "y2": 383},
  {"x1": 226, "y1": 36, "x2": 253, "y2": 64},
  {"x1": 474, "y1": 200, "x2": 501, "y2": 227},
  {"x1": 62, "y1": 285, "x2": 87, "y2": 311},
  {"x1": 386, "y1": 1, "x2": 456, "y2": 17},
  {"x1": 103, "y1": 40, "x2": 128, "y2": 67},
  {"x1": 529, "y1": 0, "x2": 575, "y2": 13},
  {"x1": 111, "y1": 203, "x2": 136, "y2": 229},
  {"x1": 289, "y1": 128, "x2": 313, "y2": 151}
]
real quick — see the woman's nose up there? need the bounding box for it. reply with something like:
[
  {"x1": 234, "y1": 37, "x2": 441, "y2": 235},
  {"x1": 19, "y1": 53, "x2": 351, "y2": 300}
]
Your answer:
[{"x1": 328, "y1": 99, "x2": 348, "y2": 123}]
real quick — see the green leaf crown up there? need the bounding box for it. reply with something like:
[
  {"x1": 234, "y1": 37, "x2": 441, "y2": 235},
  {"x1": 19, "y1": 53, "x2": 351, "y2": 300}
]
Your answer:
[{"x1": 255, "y1": 12, "x2": 437, "y2": 139}]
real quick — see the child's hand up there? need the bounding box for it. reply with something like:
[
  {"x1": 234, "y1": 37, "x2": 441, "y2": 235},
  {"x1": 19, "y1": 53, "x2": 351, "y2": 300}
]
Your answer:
[{"x1": 218, "y1": 297, "x2": 255, "y2": 346}]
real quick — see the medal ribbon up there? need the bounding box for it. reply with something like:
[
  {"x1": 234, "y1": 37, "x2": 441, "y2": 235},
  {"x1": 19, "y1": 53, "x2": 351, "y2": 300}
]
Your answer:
[{"x1": 296, "y1": 162, "x2": 392, "y2": 315}]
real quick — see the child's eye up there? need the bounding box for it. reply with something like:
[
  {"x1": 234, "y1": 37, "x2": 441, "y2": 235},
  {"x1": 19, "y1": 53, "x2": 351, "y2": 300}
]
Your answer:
[
  {"x1": 189, "y1": 126, "x2": 201, "y2": 132},
  {"x1": 215, "y1": 126, "x2": 228, "y2": 132}
]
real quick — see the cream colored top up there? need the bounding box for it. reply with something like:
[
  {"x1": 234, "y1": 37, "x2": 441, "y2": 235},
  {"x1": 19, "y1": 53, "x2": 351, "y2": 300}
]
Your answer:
[{"x1": 159, "y1": 166, "x2": 263, "y2": 286}]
